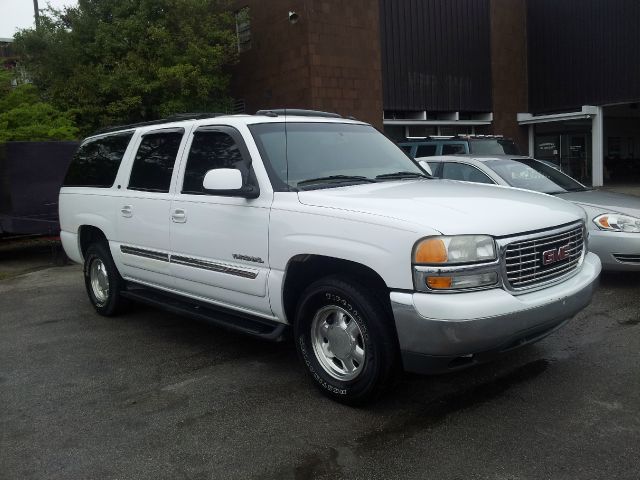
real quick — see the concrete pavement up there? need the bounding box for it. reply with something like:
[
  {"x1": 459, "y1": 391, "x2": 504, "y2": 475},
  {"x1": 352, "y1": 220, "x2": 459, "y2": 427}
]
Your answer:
[{"x1": 1, "y1": 264, "x2": 639, "y2": 479}]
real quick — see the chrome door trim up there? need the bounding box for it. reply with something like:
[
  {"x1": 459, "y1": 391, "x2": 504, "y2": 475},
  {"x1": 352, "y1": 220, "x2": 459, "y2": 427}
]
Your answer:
[
  {"x1": 120, "y1": 245, "x2": 169, "y2": 262},
  {"x1": 120, "y1": 245, "x2": 259, "y2": 280},
  {"x1": 170, "y1": 255, "x2": 259, "y2": 279}
]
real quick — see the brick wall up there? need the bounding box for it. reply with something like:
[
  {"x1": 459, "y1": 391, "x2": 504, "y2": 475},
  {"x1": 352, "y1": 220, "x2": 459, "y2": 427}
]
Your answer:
[
  {"x1": 231, "y1": 0, "x2": 383, "y2": 128},
  {"x1": 231, "y1": 0, "x2": 312, "y2": 115},
  {"x1": 306, "y1": 1, "x2": 383, "y2": 127}
]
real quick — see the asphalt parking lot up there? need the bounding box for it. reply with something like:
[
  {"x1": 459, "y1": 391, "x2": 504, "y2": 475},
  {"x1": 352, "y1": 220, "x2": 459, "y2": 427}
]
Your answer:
[{"x1": 1, "y1": 259, "x2": 639, "y2": 479}]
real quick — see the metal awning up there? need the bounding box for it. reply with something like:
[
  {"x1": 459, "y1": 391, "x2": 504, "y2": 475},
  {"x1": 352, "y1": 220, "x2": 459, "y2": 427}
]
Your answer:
[{"x1": 517, "y1": 105, "x2": 598, "y2": 125}]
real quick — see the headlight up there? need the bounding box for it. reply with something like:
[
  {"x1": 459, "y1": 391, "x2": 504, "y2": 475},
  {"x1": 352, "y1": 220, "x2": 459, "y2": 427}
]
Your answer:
[
  {"x1": 413, "y1": 235, "x2": 499, "y2": 292},
  {"x1": 413, "y1": 235, "x2": 496, "y2": 264},
  {"x1": 593, "y1": 213, "x2": 640, "y2": 233}
]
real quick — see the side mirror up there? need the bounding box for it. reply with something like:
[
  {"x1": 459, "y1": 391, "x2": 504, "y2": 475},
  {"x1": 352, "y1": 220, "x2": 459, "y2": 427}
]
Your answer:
[
  {"x1": 418, "y1": 160, "x2": 433, "y2": 176},
  {"x1": 202, "y1": 168, "x2": 259, "y2": 199}
]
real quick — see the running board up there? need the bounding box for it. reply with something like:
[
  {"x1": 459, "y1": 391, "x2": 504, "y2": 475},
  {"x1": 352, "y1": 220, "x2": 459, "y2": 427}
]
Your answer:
[{"x1": 120, "y1": 286, "x2": 287, "y2": 341}]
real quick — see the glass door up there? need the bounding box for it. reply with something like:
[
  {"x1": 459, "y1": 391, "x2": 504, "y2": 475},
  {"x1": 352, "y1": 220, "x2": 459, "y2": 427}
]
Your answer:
[
  {"x1": 561, "y1": 134, "x2": 591, "y2": 185},
  {"x1": 534, "y1": 121, "x2": 592, "y2": 186}
]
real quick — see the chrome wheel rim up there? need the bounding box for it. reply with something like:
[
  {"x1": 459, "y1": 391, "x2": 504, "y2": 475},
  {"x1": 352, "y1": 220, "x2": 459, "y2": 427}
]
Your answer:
[
  {"x1": 89, "y1": 258, "x2": 110, "y2": 305},
  {"x1": 311, "y1": 305, "x2": 366, "y2": 381}
]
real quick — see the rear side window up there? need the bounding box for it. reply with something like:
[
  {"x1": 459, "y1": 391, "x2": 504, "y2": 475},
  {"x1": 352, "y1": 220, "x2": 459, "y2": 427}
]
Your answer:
[
  {"x1": 128, "y1": 130, "x2": 184, "y2": 193},
  {"x1": 442, "y1": 144, "x2": 467, "y2": 155},
  {"x1": 415, "y1": 145, "x2": 437, "y2": 157},
  {"x1": 182, "y1": 131, "x2": 249, "y2": 194},
  {"x1": 442, "y1": 162, "x2": 494, "y2": 184},
  {"x1": 63, "y1": 132, "x2": 133, "y2": 187}
]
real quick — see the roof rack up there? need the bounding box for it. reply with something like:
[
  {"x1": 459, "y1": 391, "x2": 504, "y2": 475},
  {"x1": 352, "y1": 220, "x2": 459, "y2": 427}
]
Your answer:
[
  {"x1": 455, "y1": 134, "x2": 506, "y2": 139},
  {"x1": 255, "y1": 109, "x2": 342, "y2": 119},
  {"x1": 92, "y1": 112, "x2": 228, "y2": 135},
  {"x1": 402, "y1": 134, "x2": 512, "y2": 142}
]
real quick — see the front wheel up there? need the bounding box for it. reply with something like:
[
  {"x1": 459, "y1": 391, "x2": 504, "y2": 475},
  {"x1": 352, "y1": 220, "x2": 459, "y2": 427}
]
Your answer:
[
  {"x1": 294, "y1": 275, "x2": 399, "y2": 405},
  {"x1": 83, "y1": 242, "x2": 129, "y2": 316}
]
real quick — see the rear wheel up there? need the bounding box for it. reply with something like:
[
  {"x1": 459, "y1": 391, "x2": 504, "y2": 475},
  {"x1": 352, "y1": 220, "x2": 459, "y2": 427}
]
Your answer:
[
  {"x1": 294, "y1": 275, "x2": 398, "y2": 405},
  {"x1": 83, "y1": 242, "x2": 129, "y2": 316}
]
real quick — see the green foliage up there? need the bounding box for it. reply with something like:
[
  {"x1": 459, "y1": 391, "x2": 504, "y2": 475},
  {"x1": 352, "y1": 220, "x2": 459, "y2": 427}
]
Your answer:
[
  {"x1": 0, "y1": 70, "x2": 79, "y2": 142},
  {"x1": 14, "y1": 0, "x2": 238, "y2": 135}
]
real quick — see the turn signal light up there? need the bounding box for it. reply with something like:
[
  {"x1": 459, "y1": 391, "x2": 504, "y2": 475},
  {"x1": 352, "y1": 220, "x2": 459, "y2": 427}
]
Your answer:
[
  {"x1": 426, "y1": 276, "x2": 453, "y2": 289},
  {"x1": 415, "y1": 239, "x2": 448, "y2": 264}
]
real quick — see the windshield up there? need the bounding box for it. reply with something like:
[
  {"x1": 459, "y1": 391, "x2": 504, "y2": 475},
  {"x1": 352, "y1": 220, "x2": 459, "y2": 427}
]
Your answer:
[
  {"x1": 485, "y1": 158, "x2": 587, "y2": 194},
  {"x1": 469, "y1": 139, "x2": 520, "y2": 155},
  {"x1": 249, "y1": 122, "x2": 426, "y2": 190}
]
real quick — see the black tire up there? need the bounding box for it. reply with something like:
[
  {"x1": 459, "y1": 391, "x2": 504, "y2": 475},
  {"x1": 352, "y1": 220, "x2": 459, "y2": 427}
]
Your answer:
[
  {"x1": 294, "y1": 274, "x2": 399, "y2": 405},
  {"x1": 83, "y1": 242, "x2": 129, "y2": 316}
]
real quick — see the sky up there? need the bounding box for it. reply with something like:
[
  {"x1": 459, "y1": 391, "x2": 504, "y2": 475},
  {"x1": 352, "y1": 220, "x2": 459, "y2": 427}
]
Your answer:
[{"x1": 0, "y1": 0, "x2": 77, "y2": 39}]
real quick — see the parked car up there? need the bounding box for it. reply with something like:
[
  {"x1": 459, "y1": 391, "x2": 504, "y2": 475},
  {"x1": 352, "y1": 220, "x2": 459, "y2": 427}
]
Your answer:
[
  {"x1": 59, "y1": 110, "x2": 600, "y2": 404},
  {"x1": 424, "y1": 154, "x2": 640, "y2": 271},
  {"x1": 398, "y1": 135, "x2": 520, "y2": 158}
]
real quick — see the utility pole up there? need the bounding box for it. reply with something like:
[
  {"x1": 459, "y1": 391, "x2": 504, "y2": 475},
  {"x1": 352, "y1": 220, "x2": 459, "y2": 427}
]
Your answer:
[{"x1": 33, "y1": 0, "x2": 40, "y2": 29}]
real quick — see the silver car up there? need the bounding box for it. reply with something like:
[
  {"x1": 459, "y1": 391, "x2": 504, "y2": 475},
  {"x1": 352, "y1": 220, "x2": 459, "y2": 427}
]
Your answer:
[{"x1": 422, "y1": 154, "x2": 640, "y2": 271}]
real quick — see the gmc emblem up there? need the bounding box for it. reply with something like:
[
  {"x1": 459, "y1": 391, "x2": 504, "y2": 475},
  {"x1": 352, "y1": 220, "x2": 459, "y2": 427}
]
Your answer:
[{"x1": 542, "y1": 244, "x2": 570, "y2": 266}]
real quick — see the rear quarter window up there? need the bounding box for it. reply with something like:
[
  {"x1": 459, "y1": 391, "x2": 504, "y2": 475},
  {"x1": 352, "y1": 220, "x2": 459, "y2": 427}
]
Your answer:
[
  {"x1": 416, "y1": 144, "x2": 437, "y2": 157},
  {"x1": 441, "y1": 144, "x2": 467, "y2": 155},
  {"x1": 63, "y1": 132, "x2": 133, "y2": 188}
]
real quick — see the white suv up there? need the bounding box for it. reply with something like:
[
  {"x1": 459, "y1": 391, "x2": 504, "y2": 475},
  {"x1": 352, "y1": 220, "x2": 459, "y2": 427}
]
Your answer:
[{"x1": 59, "y1": 110, "x2": 601, "y2": 404}]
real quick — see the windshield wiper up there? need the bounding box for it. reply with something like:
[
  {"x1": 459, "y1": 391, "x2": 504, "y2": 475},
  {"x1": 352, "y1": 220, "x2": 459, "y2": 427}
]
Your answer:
[
  {"x1": 376, "y1": 171, "x2": 432, "y2": 180},
  {"x1": 296, "y1": 175, "x2": 377, "y2": 189}
]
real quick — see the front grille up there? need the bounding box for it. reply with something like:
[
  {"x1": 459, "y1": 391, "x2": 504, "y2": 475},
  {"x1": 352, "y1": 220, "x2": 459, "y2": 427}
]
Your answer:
[{"x1": 504, "y1": 224, "x2": 584, "y2": 290}]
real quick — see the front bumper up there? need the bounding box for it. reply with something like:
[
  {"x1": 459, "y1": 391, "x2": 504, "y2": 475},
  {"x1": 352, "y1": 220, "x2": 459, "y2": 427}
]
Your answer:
[
  {"x1": 589, "y1": 229, "x2": 640, "y2": 271},
  {"x1": 391, "y1": 252, "x2": 601, "y2": 374}
]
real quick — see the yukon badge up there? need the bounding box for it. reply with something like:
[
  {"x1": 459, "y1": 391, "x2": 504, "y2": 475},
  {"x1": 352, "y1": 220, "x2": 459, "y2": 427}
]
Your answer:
[
  {"x1": 542, "y1": 244, "x2": 570, "y2": 266},
  {"x1": 233, "y1": 253, "x2": 264, "y2": 264}
]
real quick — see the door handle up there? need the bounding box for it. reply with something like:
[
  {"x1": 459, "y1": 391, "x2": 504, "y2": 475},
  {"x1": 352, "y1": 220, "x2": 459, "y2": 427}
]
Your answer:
[
  {"x1": 121, "y1": 205, "x2": 132, "y2": 218},
  {"x1": 172, "y1": 209, "x2": 187, "y2": 223}
]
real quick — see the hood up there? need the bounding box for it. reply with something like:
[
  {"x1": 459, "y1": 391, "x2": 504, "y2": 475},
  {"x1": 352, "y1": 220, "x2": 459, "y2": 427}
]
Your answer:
[
  {"x1": 297, "y1": 180, "x2": 585, "y2": 237},
  {"x1": 555, "y1": 190, "x2": 640, "y2": 218}
]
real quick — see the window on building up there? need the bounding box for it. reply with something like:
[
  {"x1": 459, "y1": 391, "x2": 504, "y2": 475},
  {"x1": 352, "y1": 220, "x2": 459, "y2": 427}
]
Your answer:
[
  {"x1": 406, "y1": 125, "x2": 437, "y2": 138},
  {"x1": 182, "y1": 131, "x2": 250, "y2": 195},
  {"x1": 232, "y1": 98, "x2": 246, "y2": 114},
  {"x1": 128, "y1": 129, "x2": 184, "y2": 193},
  {"x1": 235, "y1": 7, "x2": 251, "y2": 53},
  {"x1": 63, "y1": 132, "x2": 133, "y2": 187}
]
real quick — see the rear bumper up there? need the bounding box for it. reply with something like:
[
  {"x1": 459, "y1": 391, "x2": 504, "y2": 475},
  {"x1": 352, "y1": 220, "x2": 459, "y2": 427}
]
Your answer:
[{"x1": 391, "y1": 252, "x2": 601, "y2": 374}]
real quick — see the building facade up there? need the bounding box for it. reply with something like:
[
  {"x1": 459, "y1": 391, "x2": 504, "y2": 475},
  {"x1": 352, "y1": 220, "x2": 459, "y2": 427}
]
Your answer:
[{"x1": 231, "y1": 0, "x2": 640, "y2": 187}]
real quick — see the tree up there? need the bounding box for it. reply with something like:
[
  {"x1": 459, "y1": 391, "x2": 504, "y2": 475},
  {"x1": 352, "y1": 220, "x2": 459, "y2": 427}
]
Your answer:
[
  {"x1": 14, "y1": 0, "x2": 238, "y2": 135},
  {"x1": 0, "y1": 69, "x2": 78, "y2": 142}
]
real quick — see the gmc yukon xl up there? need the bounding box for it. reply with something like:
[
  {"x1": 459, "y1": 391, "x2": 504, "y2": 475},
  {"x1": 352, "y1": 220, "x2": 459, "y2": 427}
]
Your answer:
[{"x1": 59, "y1": 110, "x2": 601, "y2": 404}]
